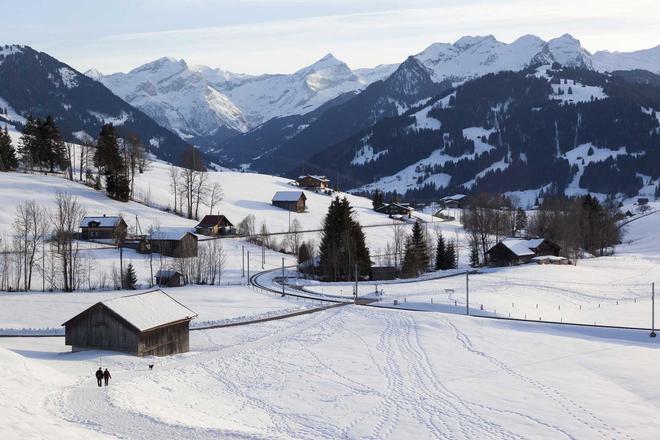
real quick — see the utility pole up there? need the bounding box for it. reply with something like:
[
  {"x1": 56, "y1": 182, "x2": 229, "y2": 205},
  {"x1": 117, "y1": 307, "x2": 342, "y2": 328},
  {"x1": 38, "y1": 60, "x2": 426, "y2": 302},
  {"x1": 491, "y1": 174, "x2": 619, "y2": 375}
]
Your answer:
[
  {"x1": 652, "y1": 282, "x2": 656, "y2": 338},
  {"x1": 466, "y1": 272, "x2": 470, "y2": 316},
  {"x1": 282, "y1": 257, "x2": 285, "y2": 296},
  {"x1": 242, "y1": 245, "x2": 245, "y2": 278},
  {"x1": 247, "y1": 251, "x2": 250, "y2": 280},
  {"x1": 354, "y1": 263, "x2": 358, "y2": 304}
]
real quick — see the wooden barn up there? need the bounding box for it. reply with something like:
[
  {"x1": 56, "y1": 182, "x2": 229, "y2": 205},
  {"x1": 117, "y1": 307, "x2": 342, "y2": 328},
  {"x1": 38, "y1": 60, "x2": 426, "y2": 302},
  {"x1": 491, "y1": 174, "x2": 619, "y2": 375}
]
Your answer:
[
  {"x1": 79, "y1": 215, "x2": 127, "y2": 241},
  {"x1": 194, "y1": 215, "x2": 235, "y2": 236},
  {"x1": 296, "y1": 174, "x2": 329, "y2": 189},
  {"x1": 149, "y1": 230, "x2": 198, "y2": 258},
  {"x1": 487, "y1": 238, "x2": 561, "y2": 266},
  {"x1": 440, "y1": 194, "x2": 467, "y2": 209},
  {"x1": 62, "y1": 290, "x2": 197, "y2": 356},
  {"x1": 272, "y1": 191, "x2": 307, "y2": 212},
  {"x1": 375, "y1": 203, "x2": 412, "y2": 218},
  {"x1": 155, "y1": 270, "x2": 183, "y2": 287}
]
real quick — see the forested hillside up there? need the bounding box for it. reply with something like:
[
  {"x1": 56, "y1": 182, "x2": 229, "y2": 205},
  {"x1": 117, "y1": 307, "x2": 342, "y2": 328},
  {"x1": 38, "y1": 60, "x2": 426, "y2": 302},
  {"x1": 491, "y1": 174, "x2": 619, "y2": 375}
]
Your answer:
[{"x1": 295, "y1": 66, "x2": 660, "y2": 201}]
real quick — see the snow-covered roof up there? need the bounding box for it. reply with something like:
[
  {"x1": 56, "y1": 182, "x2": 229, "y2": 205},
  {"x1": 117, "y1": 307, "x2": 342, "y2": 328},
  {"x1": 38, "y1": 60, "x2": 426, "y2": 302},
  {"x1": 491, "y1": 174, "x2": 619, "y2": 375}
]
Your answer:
[
  {"x1": 497, "y1": 238, "x2": 546, "y2": 257},
  {"x1": 101, "y1": 290, "x2": 196, "y2": 332},
  {"x1": 272, "y1": 191, "x2": 306, "y2": 202},
  {"x1": 297, "y1": 174, "x2": 328, "y2": 182},
  {"x1": 442, "y1": 194, "x2": 466, "y2": 201},
  {"x1": 79, "y1": 216, "x2": 123, "y2": 228},
  {"x1": 150, "y1": 229, "x2": 197, "y2": 240}
]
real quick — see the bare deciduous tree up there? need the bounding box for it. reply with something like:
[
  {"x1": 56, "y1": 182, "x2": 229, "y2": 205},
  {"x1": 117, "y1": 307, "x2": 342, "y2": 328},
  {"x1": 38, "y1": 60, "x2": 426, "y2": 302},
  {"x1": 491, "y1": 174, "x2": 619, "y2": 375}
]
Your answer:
[
  {"x1": 12, "y1": 201, "x2": 49, "y2": 291},
  {"x1": 203, "y1": 182, "x2": 224, "y2": 215},
  {"x1": 53, "y1": 191, "x2": 85, "y2": 292},
  {"x1": 391, "y1": 222, "x2": 406, "y2": 269}
]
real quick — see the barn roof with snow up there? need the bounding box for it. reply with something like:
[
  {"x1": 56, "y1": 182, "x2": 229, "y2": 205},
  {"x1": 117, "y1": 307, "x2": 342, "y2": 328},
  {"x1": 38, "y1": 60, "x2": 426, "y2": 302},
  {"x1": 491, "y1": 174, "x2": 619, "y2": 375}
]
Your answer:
[
  {"x1": 62, "y1": 290, "x2": 197, "y2": 356},
  {"x1": 63, "y1": 290, "x2": 197, "y2": 332},
  {"x1": 498, "y1": 238, "x2": 546, "y2": 257},
  {"x1": 272, "y1": 191, "x2": 306, "y2": 202},
  {"x1": 79, "y1": 216, "x2": 125, "y2": 228}
]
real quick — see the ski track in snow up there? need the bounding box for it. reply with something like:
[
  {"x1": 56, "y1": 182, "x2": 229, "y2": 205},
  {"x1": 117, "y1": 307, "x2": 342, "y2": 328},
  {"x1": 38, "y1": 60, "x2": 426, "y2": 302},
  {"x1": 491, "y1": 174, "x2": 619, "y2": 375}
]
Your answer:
[
  {"x1": 52, "y1": 309, "x2": 342, "y2": 439},
  {"x1": 47, "y1": 305, "x2": 633, "y2": 439},
  {"x1": 446, "y1": 321, "x2": 632, "y2": 440}
]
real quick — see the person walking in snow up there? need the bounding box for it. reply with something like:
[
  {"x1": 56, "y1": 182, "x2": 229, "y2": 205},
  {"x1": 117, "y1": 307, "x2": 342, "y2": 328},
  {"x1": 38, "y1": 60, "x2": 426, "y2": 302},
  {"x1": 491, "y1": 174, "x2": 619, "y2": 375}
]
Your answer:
[
  {"x1": 103, "y1": 368, "x2": 112, "y2": 386},
  {"x1": 95, "y1": 367, "x2": 103, "y2": 387}
]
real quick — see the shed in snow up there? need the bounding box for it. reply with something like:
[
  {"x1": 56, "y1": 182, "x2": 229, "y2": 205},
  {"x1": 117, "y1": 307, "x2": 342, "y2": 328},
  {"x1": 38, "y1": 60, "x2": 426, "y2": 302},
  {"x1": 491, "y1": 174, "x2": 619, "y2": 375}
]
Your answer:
[
  {"x1": 487, "y1": 238, "x2": 560, "y2": 266},
  {"x1": 155, "y1": 270, "x2": 183, "y2": 287},
  {"x1": 79, "y1": 215, "x2": 127, "y2": 241},
  {"x1": 148, "y1": 230, "x2": 198, "y2": 258},
  {"x1": 296, "y1": 175, "x2": 329, "y2": 189},
  {"x1": 62, "y1": 290, "x2": 197, "y2": 356},
  {"x1": 272, "y1": 191, "x2": 307, "y2": 212}
]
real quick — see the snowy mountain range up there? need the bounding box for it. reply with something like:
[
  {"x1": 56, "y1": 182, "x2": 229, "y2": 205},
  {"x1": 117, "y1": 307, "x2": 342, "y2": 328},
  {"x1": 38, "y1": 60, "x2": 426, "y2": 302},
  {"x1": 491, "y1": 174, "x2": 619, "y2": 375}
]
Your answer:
[
  {"x1": 89, "y1": 54, "x2": 395, "y2": 146},
  {"x1": 87, "y1": 34, "x2": 659, "y2": 150}
]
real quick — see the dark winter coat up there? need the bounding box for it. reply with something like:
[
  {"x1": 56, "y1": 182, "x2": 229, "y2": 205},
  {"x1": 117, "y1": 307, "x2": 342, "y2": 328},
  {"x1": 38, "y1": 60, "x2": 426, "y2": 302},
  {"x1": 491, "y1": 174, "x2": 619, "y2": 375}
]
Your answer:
[
  {"x1": 103, "y1": 369, "x2": 111, "y2": 379},
  {"x1": 95, "y1": 369, "x2": 103, "y2": 379}
]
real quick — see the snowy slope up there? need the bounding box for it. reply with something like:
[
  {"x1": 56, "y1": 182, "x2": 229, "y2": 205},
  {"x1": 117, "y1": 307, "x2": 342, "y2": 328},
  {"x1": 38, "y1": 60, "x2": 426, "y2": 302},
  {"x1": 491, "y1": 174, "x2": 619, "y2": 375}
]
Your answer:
[{"x1": 593, "y1": 45, "x2": 660, "y2": 74}]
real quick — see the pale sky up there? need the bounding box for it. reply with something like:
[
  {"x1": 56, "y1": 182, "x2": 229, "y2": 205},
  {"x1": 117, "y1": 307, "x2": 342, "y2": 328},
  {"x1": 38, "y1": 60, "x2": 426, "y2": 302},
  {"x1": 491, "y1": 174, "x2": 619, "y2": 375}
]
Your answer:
[{"x1": 3, "y1": 0, "x2": 659, "y2": 75}]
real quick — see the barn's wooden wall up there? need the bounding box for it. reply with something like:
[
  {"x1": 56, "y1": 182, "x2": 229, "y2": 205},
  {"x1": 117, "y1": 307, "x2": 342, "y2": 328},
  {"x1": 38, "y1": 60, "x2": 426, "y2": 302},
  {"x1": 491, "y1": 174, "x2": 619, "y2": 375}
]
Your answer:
[
  {"x1": 138, "y1": 321, "x2": 190, "y2": 356},
  {"x1": 65, "y1": 305, "x2": 139, "y2": 353}
]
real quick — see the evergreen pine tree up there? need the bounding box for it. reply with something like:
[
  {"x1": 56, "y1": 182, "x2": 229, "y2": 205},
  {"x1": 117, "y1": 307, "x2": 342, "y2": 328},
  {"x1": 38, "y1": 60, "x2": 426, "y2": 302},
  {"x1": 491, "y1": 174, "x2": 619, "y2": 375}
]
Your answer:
[
  {"x1": 434, "y1": 233, "x2": 446, "y2": 270},
  {"x1": 372, "y1": 190, "x2": 384, "y2": 210},
  {"x1": 40, "y1": 115, "x2": 66, "y2": 172},
  {"x1": 96, "y1": 124, "x2": 130, "y2": 201},
  {"x1": 0, "y1": 126, "x2": 18, "y2": 171},
  {"x1": 445, "y1": 242, "x2": 457, "y2": 269},
  {"x1": 298, "y1": 242, "x2": 311, "y2": 264},
  {"x1": 401, "y1": 220, "x2": 430, "y2": 277},
  {"x1": 123, "y1": 263, "x2": 137, "y2": 289},
  {"x1": 514, "y1": 208, "x2": 528, "y2": 234},
  {"x1": 18, "y1": 115, "x2": 38, "y2": 169},
  {"x1": 319, "y1": 197, "x2": 371, "y2": 281},
  {"x1": 469, "y1": 239, "x2": 480, "y2": 267},
  {"x1": 568, "y1": 86, "x2": 573, "y2": 95}
]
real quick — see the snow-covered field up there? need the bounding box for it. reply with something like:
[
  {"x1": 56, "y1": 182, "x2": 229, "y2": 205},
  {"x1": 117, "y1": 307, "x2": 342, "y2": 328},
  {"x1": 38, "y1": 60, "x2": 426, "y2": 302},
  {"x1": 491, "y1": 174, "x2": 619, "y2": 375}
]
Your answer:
[{"x1": 2, "y1": 306, "x2": 660, "y2": 439}]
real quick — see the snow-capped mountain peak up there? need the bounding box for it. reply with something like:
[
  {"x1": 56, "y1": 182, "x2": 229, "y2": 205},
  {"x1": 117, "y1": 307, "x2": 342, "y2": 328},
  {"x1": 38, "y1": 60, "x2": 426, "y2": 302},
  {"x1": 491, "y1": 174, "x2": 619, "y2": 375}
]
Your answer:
[
  {"x1": 543, "y1": 34, "x2": 592, "y2": 68},
  {"x1": 453, "y1": 34, "x2": 498, "y2": 49},
  {"x1": 84, "y1": 67, "x2": 103, "y2": 82}
]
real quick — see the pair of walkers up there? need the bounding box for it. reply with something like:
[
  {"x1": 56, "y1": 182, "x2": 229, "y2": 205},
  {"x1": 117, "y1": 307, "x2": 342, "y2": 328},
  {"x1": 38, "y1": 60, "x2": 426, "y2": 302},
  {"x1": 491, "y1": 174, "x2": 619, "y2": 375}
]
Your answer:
[{"x1": 95, "y1": 367, "x2": 112, "y2": 387}]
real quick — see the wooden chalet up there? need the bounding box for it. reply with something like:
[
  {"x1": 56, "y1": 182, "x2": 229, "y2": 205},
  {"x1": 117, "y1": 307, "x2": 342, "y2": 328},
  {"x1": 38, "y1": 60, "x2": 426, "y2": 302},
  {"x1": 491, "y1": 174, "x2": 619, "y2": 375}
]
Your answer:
[
  {"x1": 79, "y1": 215, "x2": 127, "y2": 241},
  {"x1": 487, "y1": 238, "x2": 560, "y2": 266},
  {"x1": 155, "y1": 270, "x2": 183, "y2": 287},
  {"x1": 440, "y1": 194, "x2": 467, "y2": 209},
  {"x1": 272, "y1": 191, "x2": 307, "y2": 213},
  {"x1": 296, "y1": 174, "x2": 329, "y2": 189},
  {"x1": 375, "y1": 203, "x2": 412, "y2": 218},
  {"x1": 62, "y1": 290, "x2": 197, "y2": 356},
  {"x1": 148, "y1": 230, "x2": 198, "y2": 258},
  {"x1": 194, "y1": 215, "x2": 235, "y2": 236}
]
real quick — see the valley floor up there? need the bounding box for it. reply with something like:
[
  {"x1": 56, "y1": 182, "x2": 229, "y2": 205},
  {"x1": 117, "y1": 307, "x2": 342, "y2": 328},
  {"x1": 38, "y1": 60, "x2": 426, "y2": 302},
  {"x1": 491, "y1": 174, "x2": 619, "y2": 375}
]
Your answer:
[{"x1": 2, "y1": 306, "x2": 660, "y2": 439}]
